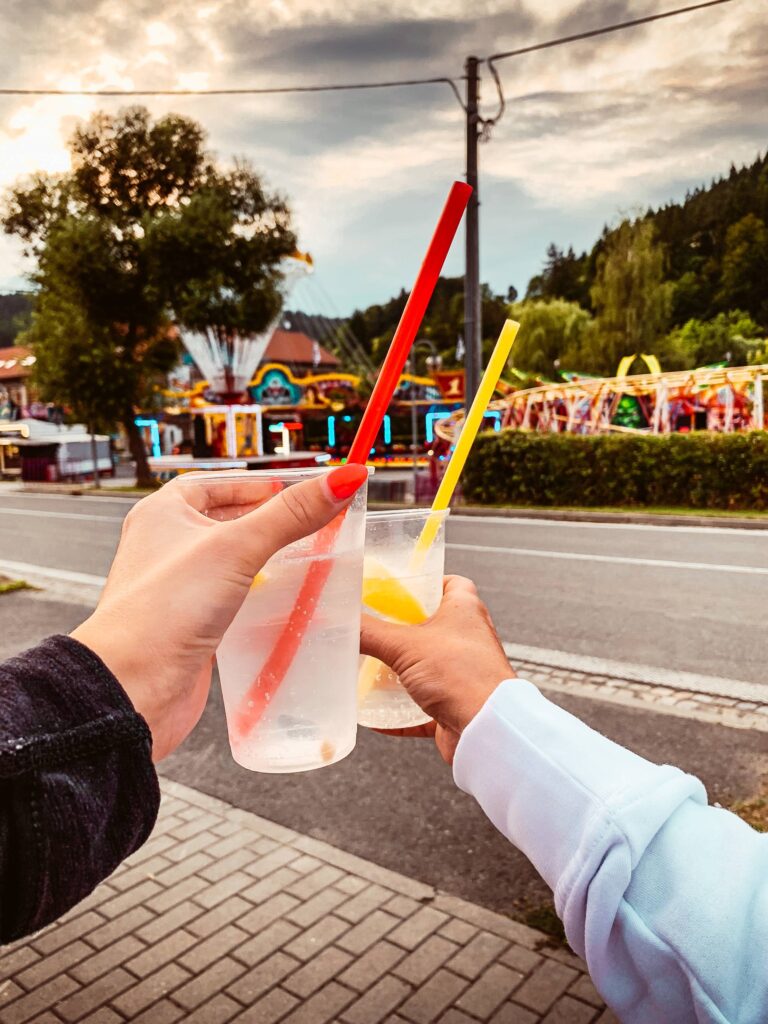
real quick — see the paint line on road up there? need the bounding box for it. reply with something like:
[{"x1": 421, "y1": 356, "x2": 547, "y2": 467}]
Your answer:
[
  {"x1": 450, "y1": 514, "x2": 768, "y2": 536},
  {"x1": 0, "y1": 507, "x2": 124, "y2": 523},
  {"x1": 502, "y1": 641, "x2": 767, "y2": 704},
  {"x1": 0, "y1": 559, "x2": 107, "y2": 588},
  {"x1": 447, "y1": 542, "x2": 768, "y2": 576}
]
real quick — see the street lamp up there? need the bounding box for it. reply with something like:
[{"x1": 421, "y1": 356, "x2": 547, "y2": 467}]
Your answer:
[{"x1": 409, "y1": 339, "x2": 443, "y2": 503}]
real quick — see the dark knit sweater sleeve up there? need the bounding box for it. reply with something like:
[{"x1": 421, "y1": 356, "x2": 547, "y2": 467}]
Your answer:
[{"x1": 0, "y1": 635, "x2": 160, "y2": 943}]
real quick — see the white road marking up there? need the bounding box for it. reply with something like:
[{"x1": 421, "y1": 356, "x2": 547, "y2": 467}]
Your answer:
[
  {"x1": 447, "y1": 542, "x2": 768, "y2": 576},
  {"x1": 502, "y1": 641, "x2": 767, "y2": 703},
  {"x1": 0, "y1": 559, "x2": 107, "y2": 587},
  {"x1": 449, "y1": 514, "x2": 768, "y2": 537},
  {"x1": 0, "y1": 508, "x2": 124, "y2": 523}
]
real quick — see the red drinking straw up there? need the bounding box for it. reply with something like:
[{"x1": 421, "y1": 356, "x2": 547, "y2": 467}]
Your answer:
[{"x1": 233, "y1": 181, "x2": 472, "y2": 740}]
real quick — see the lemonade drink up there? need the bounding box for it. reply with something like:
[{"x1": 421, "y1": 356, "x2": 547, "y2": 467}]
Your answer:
[
  {"x1": 180, "y1": 469, "x2": 367, "y2": 773},
  {"x1": 358, "y1": 508, "x2": 448, "y2": 729}
]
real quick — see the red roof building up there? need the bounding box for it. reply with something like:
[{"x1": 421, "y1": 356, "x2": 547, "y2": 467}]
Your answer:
[{"x1": 262, "y1": 329, "x2": 339, "y2": 370}]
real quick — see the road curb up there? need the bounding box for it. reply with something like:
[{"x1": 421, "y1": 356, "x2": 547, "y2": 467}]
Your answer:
[{"x1": 370, "y1": 502, "x2": 768, "y2": 530}]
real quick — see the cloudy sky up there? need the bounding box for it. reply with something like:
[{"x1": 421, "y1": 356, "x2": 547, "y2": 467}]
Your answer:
[{"x1": 0, "y1": 0, "x2": 765, "y2": 316}]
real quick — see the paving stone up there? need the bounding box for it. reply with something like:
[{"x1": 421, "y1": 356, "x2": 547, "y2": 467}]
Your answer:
[
  {"x1": 245, "y1": 846, "x2": 301, "y2": 879},
  {"x1": 335, "y1": 875, "x2": 369, "y2": 896},
  {"x1": 447, "y1": 931, "x2": 509, "y2": 980},
  {"x1": 339, "y1": 941, "x2": 407, "y2": 992},
  {"x1": 337, "y1": 911, "x2": 400, "y2": 954},
  {"x1": 384, "y1": 895, "x2": 421, "y2": 919},
  {"x1": 188, "y1": 895, "x2": 251, "y2": 937},
  {"x1": 388, "y1": 907, "x2": 449, "y2": 951},
  {"x1": 283, "y1": 945, "x2": 353, "y2": 998},
  {"x1": 593, "y1": 1010, "x2": 620, "y2": 1023},
  {"x1": 285, "y1": 885, "x2": 348, "y2": 927},
  {"x1": 205, "y1": 830, "x2": 257, "y2": 860},
  {"x1": 0, "y1": 943, "x2": 41, "y2": 980},
  {"x1": 489, "y1": 1002, "x2": 539, "y2": 1024},
  {"x1": 16, "y1": 939, "x2": 90, "y2": 988},
  {"x1": 57, "y1": 968, "x2": 134, "y2": 1022},
  {"x1": 455, "y1": 963, "x2": 524, "y2": 1019},
  {"x1": 437, "y1": 1012, "x2": 476, "y2": 1024},
  {"x1": 152, "y1": 851, "x2": 212, "y2": 887},
  {"x1": 146, "y1": 874, "x2": 207, "y2": 914},
  {"x1": 71, "y1": 935, "x2": 144, "y2": 983},
  {"x1": 280, "y1": 980, "x2": 355, "y2": 1024},
  {"x1": 337, "y1": 884, "x2": 393, "y2": 923},
  {"x1": 125, "y1": 928, "x2": 197, "y2": 976},
  {"x1": 79, "y1": 1009, "x2": 123, "y2": 1024},
  {"x1": 2, "y1": 972, "x2": 79, "y2": 1024},
  {"x1": 499, "y1": 946, "x2": 543, "y2": 976},
  {"x1": 129, "y1": 999, "x2": 185, "y2": 1024},
  {"x1": 99, "y1": 880, "x2": 162, "y2": 919},
  {"x1": 111, "y1": 963, "x2": 191, "y2": 1017},
  {"x1": 162, "y1": 830, "x2": 218, "y2": 863},
  {"x1": 179, "y1": 923, "x2": 249, "y2": 972},
  {"x1": 513, "y1": 961, "x2": 579, "y2": 1014},
  {"x1": 343, "y1": 975, "x2": 412, "y2": 1024},
  {"x1": 238, "y1": 893, "x2": 301, "y2": 935},
  {"x1": 438, "y1": 920, "x2": 477, "y2": 946},
  {"x1": 0, "y1": 980, "x2": 24, "y2": 1008},
  {"x1": 235, "y1": 920, "x2": 302, "y2": 968},
  {"x1": 196, "y1": 871, "x2": 254, "y2": 909},
  {"x1": 285, "y1": 915, "x2": 351, "y2": 961},
  {"x1": 242, "y1": 867, "x2": 302, "y2": 905},
  {"x1": 171, "y1": 812, "x2": 223, "y2": 841},
  {"x1": 226, "y1": 951, "x2": 298, "y2": 1004},
  {"x1": 86, "y1": 906, "x2": 154, "y2": 949},
  {"x1": 231, "y1": 986, "x2": 299, "y2": 1023},
  {"x1": 540, "y1": 995, "x2": 599, "y2": 1023},
  {"x1": 136, "y1": 899, "x2": 203, "y2": 943},
  {"x1": 181, "y1": 993, "x2": 242, "y2": 1024},
  {"x1": 393, "y1": 936, "x2": 458, "y2": 986},
  {"x1": 201, "y1": 848, "x2": 258, "y2": 883},
  {"x1": 398, "y1": 969, "x2": 468, "y2": 1024},
  {"x1": 174, "y1": 955, "x2": 248, "y2": 1009},
  {"x1": 286, "y1": 864, "x2": 344, "y2": 900},
  {"x1": 287, "y1": 854, "x2": 322, "y2": 875},
  {"x1": 568, "y1": 974, "x2": 603, "y2": 1007},
  {"x1": 110, "y1": 854, "x2": 172, "y2": 892}
]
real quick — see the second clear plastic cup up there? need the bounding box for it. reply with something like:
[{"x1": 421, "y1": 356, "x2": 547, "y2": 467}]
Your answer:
[
  {"x1": 358, "y1": 508, "x2": 449, "y2": 729},
  {"x1": 179, "y1": 468, "x2": 367, "y2": 774}
]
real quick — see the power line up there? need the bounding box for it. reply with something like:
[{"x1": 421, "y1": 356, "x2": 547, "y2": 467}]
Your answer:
[
  {"x1": 488, "y1": 0, "x2": 735, "y2": 63},
  {"x1": 0, "y1": 76, "x2": 466, "y2": 109},
  {"x1": 0, "y1": 0, "x2": 735, "y2": 107}
]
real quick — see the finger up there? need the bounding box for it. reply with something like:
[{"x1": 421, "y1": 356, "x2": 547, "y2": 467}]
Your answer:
[
  {"x1": 442, "y1": 575, "x2": 479, "y2": 598},
  {"x1": 373, "y1": 722, "x2": 437, "y2": 739},
  {"x1": 359, "y1": 612, "x2": 411, "y2": 663},
  {"x1": 221, "y1": 464, "x2": 368, "y2": 571},
  {"x1": 172, "y1": 471, "x2": 281, "y2": 515}
]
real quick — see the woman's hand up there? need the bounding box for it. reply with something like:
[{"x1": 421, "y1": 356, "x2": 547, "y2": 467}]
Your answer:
[
  {"x1": 360, "y1": 575, "x2": 514, "y2": 764},
  {"x1": 72, "y1": 465, "x2": 368, "y2": 761}
]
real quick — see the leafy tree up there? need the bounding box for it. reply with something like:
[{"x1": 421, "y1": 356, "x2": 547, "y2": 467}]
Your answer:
[
  {"x1": 526, "y1": 244, "x2": 591, "y2": 308},
  {"x1": 717, "y1": 214, "x2": 768, "y2": 324},
  {"x1": 3, "y1": 106, "x2": 295, "y2": 484},
  {"x1": 665, "y1": 310, "x2": 765, "y2": 368},
  {"x1": 507, "y1": 298, "x2": 594, "y2": 376},
  {"x1": 590, "y1": 219, "x2": 673, "y2": 372},
  {"x1": 0, "y1": 293, "x2": 32, "y2": 347}
]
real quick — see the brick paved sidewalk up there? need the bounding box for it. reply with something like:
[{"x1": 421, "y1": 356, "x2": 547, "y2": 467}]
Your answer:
[{"x1": 0, "y1": 780, "x2": 616, "y2": 1024}]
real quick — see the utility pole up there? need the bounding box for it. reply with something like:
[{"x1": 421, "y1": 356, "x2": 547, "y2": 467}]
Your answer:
[{"x1": 464, "y1": 55, "x2": 482, "y2": 409}]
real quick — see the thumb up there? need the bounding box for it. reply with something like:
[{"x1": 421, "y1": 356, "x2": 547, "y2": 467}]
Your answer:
[
  {"x1": 224, "y1": 464, "x2": 368, "y2": 570},
  {"x1": 360, "y1": 612, "x2": 412, "y2": 669}
]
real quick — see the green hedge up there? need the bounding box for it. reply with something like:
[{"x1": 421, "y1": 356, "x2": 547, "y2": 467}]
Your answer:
[{"x1": 462, "y1": 431, "x2": 768, "y2": 510}]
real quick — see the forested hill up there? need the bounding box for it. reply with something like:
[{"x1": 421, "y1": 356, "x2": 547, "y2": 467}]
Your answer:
[
  {"x1": 527, "y1": 152, "x2": 768, "y2": 329},
  {"x1": 0, "y1": 293, "x2": 32, "y2": 347}
]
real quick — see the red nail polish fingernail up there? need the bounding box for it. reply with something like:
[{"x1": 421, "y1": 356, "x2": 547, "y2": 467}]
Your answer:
[{"x1": 327, "y1": 464, "x2": 368, "y2": 500}]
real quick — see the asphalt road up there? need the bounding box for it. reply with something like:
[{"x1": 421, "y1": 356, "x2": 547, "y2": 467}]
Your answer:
[{"x1": 1, "y1": 488, "x2": 767, "y2": 684}]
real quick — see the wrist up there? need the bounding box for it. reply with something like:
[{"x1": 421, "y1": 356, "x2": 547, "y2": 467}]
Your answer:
[{"x1": 453, "y1": 674, "x2": 512, "y2": 733}]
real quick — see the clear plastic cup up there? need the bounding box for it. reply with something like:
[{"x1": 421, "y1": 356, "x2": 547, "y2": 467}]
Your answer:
[
  {"x1": 179, "y1": 468, "x2": 368, "y2": 773},
  {"x1": 358, "y1": 508, "x2": 449, "y2": 730}
]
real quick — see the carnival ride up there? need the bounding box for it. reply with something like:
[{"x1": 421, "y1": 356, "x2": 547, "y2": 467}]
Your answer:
[{"x1": 435, "y1": 362, "x2": 768, "y2": 444}]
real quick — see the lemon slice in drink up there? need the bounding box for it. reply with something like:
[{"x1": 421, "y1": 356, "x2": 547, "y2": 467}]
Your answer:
[
  {"x1": 362, "y1": 555, "x2": 427, "y2": 625},
  {"x1": 250, "y1": 571, "x2": 269, "y2": 589}
]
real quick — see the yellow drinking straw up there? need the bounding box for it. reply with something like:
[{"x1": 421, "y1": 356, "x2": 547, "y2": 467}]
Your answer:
[
  {"x1": 413, "y1": 318, "x2": 520, "y2": 560},
  {"x1": 358, "y1": 319, "x2": 519, "y2": 704}
]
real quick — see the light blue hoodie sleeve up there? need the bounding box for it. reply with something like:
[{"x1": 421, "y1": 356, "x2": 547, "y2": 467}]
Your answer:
[{"x1": 453, "y1": 679, "x2": 768, "y2": 1023}]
